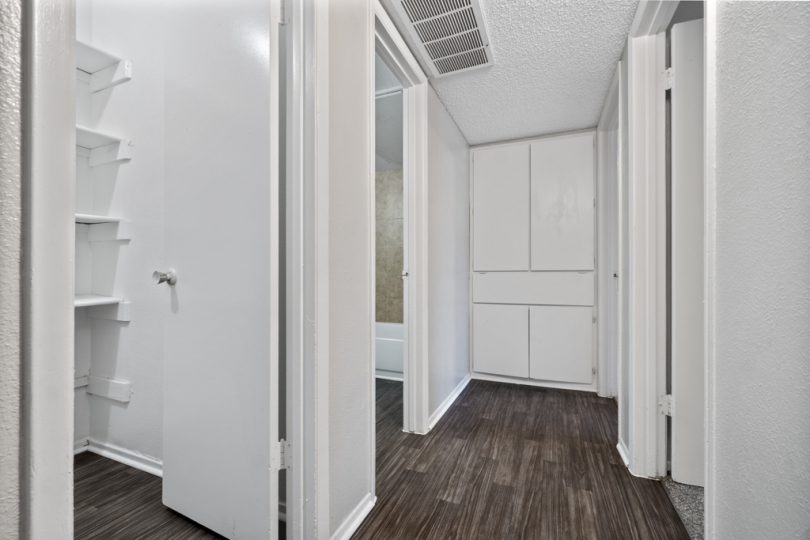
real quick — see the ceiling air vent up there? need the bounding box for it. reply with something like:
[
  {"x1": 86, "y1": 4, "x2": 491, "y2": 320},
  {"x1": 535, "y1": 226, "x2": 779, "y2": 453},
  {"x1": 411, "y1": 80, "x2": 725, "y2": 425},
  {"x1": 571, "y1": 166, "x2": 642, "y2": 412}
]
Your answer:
[{"x1": 384, "y1": 0, "x2": 494, "y2": 79}]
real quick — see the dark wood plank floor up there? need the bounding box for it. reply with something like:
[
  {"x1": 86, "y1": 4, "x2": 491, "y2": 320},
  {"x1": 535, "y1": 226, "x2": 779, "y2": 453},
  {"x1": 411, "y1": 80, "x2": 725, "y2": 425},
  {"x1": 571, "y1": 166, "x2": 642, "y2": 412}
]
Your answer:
[
  {"x1": 355, "y1": 379, "x2": 689, "y2": 540},
  {"x1": 75, "y1": 452, "x2": 223, "y2": 539},
  {"x1": 74, "y1": 453, "x2": 286, "y2": 539}
]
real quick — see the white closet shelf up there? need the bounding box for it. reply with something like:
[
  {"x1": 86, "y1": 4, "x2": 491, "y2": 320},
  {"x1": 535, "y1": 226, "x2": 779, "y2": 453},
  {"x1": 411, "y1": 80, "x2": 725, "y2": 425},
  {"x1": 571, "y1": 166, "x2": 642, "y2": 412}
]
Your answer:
[
  {"x1": 76, "y1": 125, "x2": 123, "y2": 148},
  {"x1": 75, "y1": 213, "x2": 122, "y2": 224},
  {"x1": 76, "y1": 125, "x2": 133, "y2": 166},
  {"x1": 76, "y1": 40, "x2": 132, "y2": 92},
  {"x1": 74, "y1": 294, "x2": 122, "y2": 308}
]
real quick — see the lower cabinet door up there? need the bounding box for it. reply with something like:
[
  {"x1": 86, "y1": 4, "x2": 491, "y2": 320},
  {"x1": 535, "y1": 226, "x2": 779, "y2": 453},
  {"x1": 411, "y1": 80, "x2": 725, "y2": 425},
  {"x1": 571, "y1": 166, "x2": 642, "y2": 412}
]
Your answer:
[
  {"x1": 529, "y1": 305, "x2": 593, "y2": 384},
  {"x1": 472, "y1": 303, "x2": 529, "y2": 378}
]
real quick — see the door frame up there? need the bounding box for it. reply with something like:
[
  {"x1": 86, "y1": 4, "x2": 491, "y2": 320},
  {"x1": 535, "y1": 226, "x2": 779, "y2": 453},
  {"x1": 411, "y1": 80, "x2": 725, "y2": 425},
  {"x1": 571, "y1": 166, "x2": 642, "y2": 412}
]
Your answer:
[
  {"x1": 12, "y1": 0, "x2": 77, "y2": 535},
  {"x1": 285, "y1": 0, "x2": 332, "y2": 537},
  {"x1": 372, "y1": 0, "x2": 430, "y2": 436},
  {"x1": 596, "y1": 67, "x2": 620, "y2": 399},
  {"x1": 703, "y1": 1, "x2": 718, "y2": 536},
  {"x1": 621, "y1": 0, "x2": 675, "y2": 479}
]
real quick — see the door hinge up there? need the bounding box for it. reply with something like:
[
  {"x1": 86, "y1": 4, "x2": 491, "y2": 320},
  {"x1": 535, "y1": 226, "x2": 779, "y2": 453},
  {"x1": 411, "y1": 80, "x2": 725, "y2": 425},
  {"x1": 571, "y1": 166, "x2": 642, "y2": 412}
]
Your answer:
[
  {"x1": 662, "y1": 67, "x2": 674, "y2": 91},
  {"x1": 659, "y1": 394, "x2": 673, "y2": 416},
  {"x1": 272, "y1": 439, "x2": 291, "y2": 471}
]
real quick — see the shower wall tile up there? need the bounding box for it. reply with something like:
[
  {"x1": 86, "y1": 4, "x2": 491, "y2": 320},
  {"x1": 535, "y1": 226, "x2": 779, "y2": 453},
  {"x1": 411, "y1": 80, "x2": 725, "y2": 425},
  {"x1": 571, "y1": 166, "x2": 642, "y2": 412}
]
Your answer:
[{"x1": 376, "y1": 169, "x2": 404, "y2": 323}]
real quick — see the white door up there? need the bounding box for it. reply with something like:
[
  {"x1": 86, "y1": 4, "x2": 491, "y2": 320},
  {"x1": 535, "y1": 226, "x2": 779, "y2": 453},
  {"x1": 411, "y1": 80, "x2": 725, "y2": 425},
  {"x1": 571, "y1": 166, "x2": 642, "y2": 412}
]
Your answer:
[
  {"x1": 161, "y1": 1, "x2": 282, "y2": 537},
  {"x1": 670, "y1": 18, "x2": 705, "y2": 487}
]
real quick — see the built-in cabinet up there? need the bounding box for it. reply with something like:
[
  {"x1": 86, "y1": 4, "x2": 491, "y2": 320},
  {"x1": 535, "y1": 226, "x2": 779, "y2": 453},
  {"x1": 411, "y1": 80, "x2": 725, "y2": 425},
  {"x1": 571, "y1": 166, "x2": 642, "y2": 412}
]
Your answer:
[{"x1": 471, "y1": 131, "x2": 596, "y2": 388}]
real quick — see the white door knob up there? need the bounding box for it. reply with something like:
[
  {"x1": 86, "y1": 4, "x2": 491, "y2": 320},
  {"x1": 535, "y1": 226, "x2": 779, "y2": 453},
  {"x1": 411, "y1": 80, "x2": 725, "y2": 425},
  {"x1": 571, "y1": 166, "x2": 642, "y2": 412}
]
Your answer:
[{"x1": 153, "y1": 269, "x2": 177, "y2": 286}]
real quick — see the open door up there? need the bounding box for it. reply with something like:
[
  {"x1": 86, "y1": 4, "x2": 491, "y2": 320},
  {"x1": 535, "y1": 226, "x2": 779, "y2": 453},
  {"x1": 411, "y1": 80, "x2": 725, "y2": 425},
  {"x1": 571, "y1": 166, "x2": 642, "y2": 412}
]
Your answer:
[
  {"x1": 670, "y1": 17, "x2": 705, "y2": 487},
  {"x1": 161, "y1": 1, "x2": 283, "y2": 537}
]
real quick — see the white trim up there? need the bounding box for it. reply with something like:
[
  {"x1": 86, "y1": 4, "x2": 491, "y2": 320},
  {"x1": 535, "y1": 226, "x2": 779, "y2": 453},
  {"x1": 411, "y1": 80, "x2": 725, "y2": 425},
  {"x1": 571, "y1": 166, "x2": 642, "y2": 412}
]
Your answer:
[
  {"x1": 616, "y1": 441, "x2": 631, "y2": 468},
  {"x1": 596, "y1": 66, "x2": 620, "y2": 399},
  {"x1": 78, "y1": 439, "x2": 164, "y2": 478},
  {"x1": 23, "y1": 1, "x2": 76, "y2": 536},
  {"x1": 74, "y1": 438, "x2": 89, "y2": 455},
  {"x1": 625, "y1": 30, "x2": 668, "y2": 479},
  {"x1": 629, "y1": 0, "x2": 680, "y2": 38},
  {"x1": 329, "y1": 493, "x2": 376, "y2": 540},
  {"x1": 703, "y1": 2, "x2": 718, "y2": 537},
  {"x1": 375, "y1": 371, "x2": 404, "y2": 382},
  {"x1": 472, "y1": 372, "x2": 597, "y2": 394},
  {"x1": 427, "y1": 375, "x2": 471, "y2": 430},
  {"x1": 286, "y1": 0, "x2": 332, "y2": 537},
  {"x1": 368, "y1": 0, "x2": 378, "y2": 507}
]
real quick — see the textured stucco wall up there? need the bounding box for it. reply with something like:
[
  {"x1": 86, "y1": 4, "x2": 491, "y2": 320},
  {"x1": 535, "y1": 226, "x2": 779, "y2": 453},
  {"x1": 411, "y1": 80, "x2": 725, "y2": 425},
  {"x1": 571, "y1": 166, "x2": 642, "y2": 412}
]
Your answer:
[
  {"x1": 0, "y1": 0, "x2": 23, "y2": 536},
  {"x1": 713, "y1": 2, "x2": 810, "y2": 538},
  {"x1": 375, "y1": 169, "x2": 403, "y2": 324}
]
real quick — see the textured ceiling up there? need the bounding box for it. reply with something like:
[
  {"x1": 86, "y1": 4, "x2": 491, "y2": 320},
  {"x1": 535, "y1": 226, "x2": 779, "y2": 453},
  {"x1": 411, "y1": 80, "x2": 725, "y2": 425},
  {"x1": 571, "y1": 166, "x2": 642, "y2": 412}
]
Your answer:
[{"x1": 430, "y1": 0, "x2": 639, "y2": 145}]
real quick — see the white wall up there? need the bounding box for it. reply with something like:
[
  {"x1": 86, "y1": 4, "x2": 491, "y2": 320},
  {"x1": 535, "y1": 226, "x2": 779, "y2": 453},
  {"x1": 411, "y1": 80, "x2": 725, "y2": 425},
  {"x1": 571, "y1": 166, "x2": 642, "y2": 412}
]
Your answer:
[
  {"x1": 711, "y1": 2, "x2": 810, "y2": 538},
  {"x1": 74, "y1": 0, "x2": 166, "y2": 463},
  {"x1": 427, "y1": 88, "x2": 470, "y2": 417},
  {"x1": 328, "y1": 0, "x2": 374, "y2": 535}
]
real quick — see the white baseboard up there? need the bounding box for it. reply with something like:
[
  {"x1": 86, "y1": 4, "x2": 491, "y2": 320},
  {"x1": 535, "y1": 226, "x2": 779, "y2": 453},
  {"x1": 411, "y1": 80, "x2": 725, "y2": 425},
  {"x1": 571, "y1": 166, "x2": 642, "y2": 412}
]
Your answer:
[
  {"x1": 330, "y1": 492, "x2": 376, "y2": 540},
  {"x1": 428, "y1": 374, "x2": 471, "y2": 430},
  {"x1": 74, "y1": 437, "x2": 90, "y2": 455},
  {"x1": 375, "y1": 370, "x2": 404, "y2": 382},
  {"x1": 471, "y1": 372, "x2": 597, "y2": 393},
  {"x1": 77, "y1": 439, "x2": 163, "y2": 477},
  {"x1": 616, "y1": 441, "x2": 631, "y2": 468}
]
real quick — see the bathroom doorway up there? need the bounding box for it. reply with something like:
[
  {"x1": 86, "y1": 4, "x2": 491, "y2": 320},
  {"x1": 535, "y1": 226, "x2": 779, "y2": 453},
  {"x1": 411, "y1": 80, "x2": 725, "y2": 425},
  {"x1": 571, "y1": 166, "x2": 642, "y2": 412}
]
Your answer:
[
  {"x1": 374, "y1": 52, "x2": 408, "y2": 431},
  {"x1": 371, "y1": 6, "x2": 431, "y2": 441}
]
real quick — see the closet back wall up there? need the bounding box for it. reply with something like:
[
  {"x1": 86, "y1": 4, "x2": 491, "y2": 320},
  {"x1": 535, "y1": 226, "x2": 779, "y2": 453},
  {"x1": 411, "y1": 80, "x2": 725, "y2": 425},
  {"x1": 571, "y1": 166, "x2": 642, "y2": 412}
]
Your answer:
[{"x1": 75, "y1": 0, "x2": 165, "y2": 462}]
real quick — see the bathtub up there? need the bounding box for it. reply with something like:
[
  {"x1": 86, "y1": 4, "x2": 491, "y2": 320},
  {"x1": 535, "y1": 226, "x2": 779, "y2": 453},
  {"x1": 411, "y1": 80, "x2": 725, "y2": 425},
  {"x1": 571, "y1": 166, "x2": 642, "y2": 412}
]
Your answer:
[{"x1": 375, "y1": 322, "x2": 404, "y2": 380}]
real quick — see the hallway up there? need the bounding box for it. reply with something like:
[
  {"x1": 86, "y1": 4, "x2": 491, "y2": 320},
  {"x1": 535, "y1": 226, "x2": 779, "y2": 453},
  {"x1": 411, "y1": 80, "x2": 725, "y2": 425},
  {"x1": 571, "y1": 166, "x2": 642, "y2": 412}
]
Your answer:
[{"x1": 357, "y1": 380, "x2": 688, "y2": 539}]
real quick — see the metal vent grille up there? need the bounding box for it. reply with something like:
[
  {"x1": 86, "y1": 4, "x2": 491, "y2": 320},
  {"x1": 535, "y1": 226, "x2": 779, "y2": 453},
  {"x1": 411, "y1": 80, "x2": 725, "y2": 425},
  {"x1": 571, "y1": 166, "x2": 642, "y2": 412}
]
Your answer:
[
  {"x1": 434, "y1": 47, "x2": 488, "y2": 75},
  {"x1": 388, "y1": 0, "x2": 493, "y2": 79}
]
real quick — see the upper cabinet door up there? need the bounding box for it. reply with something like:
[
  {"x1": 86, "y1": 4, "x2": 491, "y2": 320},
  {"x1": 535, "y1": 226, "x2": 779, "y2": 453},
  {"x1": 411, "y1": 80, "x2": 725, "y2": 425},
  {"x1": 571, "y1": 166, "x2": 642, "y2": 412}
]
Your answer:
[
  {"x1": 472, "y1": 144, "x2": 530, "y2": 271},
  {"x1": 531, "y1": 133, "x2": 595, "y2": 271}
]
